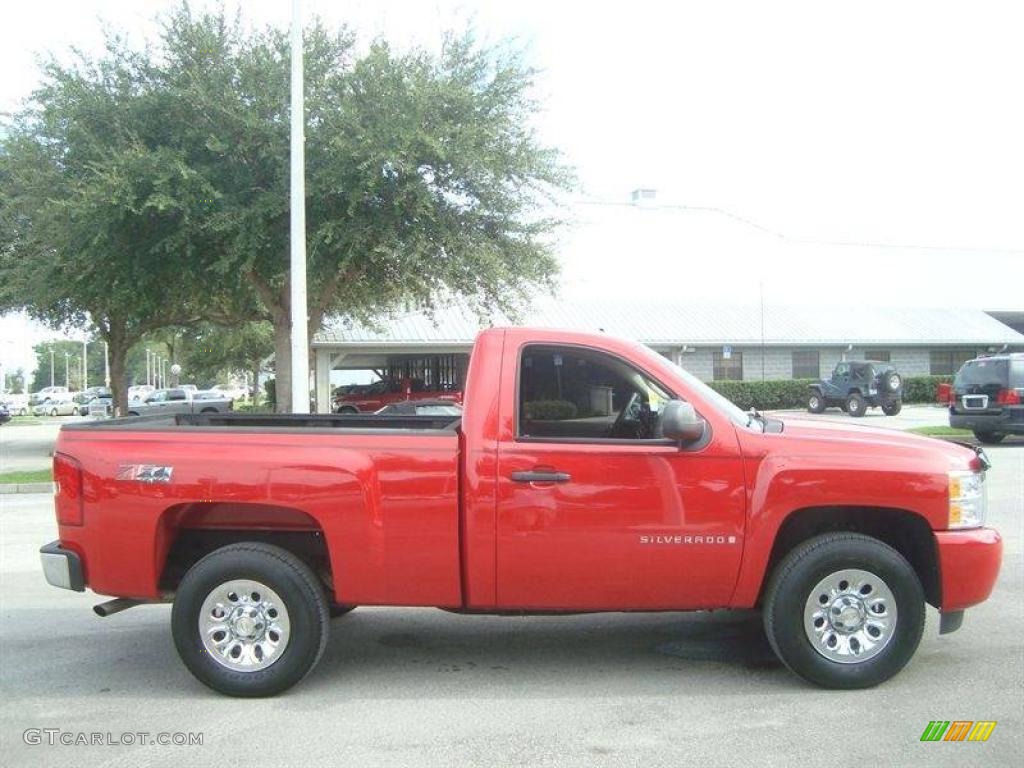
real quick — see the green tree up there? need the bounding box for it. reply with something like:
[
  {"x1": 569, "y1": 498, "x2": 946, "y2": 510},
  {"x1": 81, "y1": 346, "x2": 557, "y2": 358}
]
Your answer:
[
  {"x1": 158, "y1": 6, "x2": 570, "y2": 410},
  {"x1": 0, "y1": 35, "x2": 221, "y2": 413},
  {"x1": 174, "y1": 322, "x2": 272, "y2": 389},
  {"x1": 27, "y1": 340, "x2": 106, "y2": 393},
  {"x1": 2, "y1": 3, "x2": 570, "y2": 413}
]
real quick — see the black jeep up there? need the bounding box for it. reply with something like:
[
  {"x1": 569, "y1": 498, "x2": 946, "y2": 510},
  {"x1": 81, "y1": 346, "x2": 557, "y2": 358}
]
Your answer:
[
  {"x1": 948, "y1": 353, "x2": 1023, "y2": 444},
  {"x1": 807, "y1": 361, "x2": 903, "y2": 417}
]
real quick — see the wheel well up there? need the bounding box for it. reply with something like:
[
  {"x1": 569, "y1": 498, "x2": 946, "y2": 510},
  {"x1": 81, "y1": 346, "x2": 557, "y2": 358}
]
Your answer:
[
  {"x1": 157, "y1": 503, "x2": 334, "y2": 599},
  {"x1": 762, "y1": 506, "x2": 940, "y2": 608}
]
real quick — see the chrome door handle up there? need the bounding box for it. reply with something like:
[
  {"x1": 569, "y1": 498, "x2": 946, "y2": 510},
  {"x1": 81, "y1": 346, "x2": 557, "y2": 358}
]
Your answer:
[{"x1": 511, "y1": 470, "x2": 571, "y2": 483}]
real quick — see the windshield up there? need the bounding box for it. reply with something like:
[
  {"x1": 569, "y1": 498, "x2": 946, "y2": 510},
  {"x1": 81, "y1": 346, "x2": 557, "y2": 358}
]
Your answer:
[{"x1": 632, "y1": 344, "x2": 754, "y2": 428}]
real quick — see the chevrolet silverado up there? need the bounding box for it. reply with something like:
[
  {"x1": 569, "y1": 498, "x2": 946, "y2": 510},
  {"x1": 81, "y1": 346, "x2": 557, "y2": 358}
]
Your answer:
[{"x1": 40, "y1": 328, "x2": 1002, "y2": 696}]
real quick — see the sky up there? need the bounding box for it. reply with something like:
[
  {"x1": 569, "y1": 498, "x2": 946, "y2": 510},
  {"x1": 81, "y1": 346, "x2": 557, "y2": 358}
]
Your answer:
[{"x1": 2, "y1": 0, "x2": 1022, "y2": 379}]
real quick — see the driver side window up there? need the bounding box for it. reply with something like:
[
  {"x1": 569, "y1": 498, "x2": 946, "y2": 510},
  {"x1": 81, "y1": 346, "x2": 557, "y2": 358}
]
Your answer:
[{"x1": 517, "y1": 345, "x2": 672, "y2": 441}]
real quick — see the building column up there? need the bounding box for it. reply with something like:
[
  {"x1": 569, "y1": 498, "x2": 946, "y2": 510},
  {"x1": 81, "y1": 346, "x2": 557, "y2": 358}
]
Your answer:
[{"x1": 314, "y1": 349, "x2": 333, "y2": 414}]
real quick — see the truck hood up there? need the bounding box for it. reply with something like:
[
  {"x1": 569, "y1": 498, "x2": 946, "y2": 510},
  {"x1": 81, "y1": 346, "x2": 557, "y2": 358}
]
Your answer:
[{"x1": 774, "y1": 417, "x2": 981, "y2": 471}]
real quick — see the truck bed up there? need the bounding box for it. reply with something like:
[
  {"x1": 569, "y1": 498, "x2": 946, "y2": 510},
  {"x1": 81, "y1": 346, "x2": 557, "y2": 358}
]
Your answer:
[{"x1": 61, "y1": 411, "x2": 462, "y2": 432}]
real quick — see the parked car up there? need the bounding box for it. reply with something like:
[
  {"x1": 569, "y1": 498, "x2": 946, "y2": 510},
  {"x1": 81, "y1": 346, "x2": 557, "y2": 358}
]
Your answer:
[
  {"x1": 125, "y1": 388, "x2": 233, "y2": 417},
  {"x1": 1, "y1": 393, "x2": 29, "y2": 416},
  {"x1": 30, "y1": 385, "x2": 69, "y2": 405},
  {"x1": 807, "y1": 361, "x2": 903, "y2": 417},
  {"x1": 948, "y1": 353, "x2": 1024, "y2": 444},
  {"x1": 32, "y1": 398, "x2": 80, "y2": 417},
  {"x1": 128, "y1": 384, "x2": 155, "y2": 402},
  {"x1": 0, "y1": 402, "x2": 10, "y2": 425},
  {"x1": 375, "y1": 400, "x2": 463, "y2": 417},
  {"x1": 333, "y1": 378, "x2": 462, "y2": 413},
  {"x1": 209, "y1": 384, "x2": 248, "y2": 401},
  {"x1": 41, "y1": 327, "x2": 1000, "y2": 697}
]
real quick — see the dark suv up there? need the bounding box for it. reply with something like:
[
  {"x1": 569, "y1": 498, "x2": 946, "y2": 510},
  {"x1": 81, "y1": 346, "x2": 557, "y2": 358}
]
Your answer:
[
  {"x1": 807, "y1": 361, "x2": 903, "y2": 417},
  {"x1": 948, "y1": 353, "x2": 1024, "y2": 444}
]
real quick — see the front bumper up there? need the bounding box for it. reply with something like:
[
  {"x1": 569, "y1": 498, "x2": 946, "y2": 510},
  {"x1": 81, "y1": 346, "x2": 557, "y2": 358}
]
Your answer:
[
  {"x1": 935, "y1": 527, "x2": 1002, "y2": 613},
  {"x1": 40, "y1": 541, "x2": 85, "y2": 592}
]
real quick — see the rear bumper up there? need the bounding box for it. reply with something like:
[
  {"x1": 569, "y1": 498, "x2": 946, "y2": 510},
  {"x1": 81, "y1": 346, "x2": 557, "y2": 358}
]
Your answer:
[
  {"x1": 935, "y1": 527, "x2": 1002, "y2": 612},
  {"x1": 39, "y1": 541, "x2": 85, "y2": 592},
  {"x1": 950, "y1": 406, "x2": 1024, "y2": 434}
]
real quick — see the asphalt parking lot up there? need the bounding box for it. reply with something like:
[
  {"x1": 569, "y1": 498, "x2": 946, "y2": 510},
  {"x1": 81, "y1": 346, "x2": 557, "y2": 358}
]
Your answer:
[{"x1": 0, "y1": 432, "x2": 1021, "y2": 766}]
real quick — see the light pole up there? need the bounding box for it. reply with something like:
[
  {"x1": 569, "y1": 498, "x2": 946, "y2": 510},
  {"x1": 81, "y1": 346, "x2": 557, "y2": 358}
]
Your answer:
[
  {"x1": 103, "y1": 342, "x2": 110, "y2": 388},
  {"x1": 290, "y1": 0, "x2": 310, "y2": 413},
  {"x1": 154, "y1": 354, "x2": 161, "y2": 389},
  {"x1": 82, "y1": 340, "x2": 88, "y2": 391},
  {"x1": 49, "y1": 348, "x2": 55, "y2": 387},
  {"x1": 64, "y1": 352, "x2": 71, "y2": 389},
  {"x1": 146, "y1": 350, "x2": 152, "y2": 387}
]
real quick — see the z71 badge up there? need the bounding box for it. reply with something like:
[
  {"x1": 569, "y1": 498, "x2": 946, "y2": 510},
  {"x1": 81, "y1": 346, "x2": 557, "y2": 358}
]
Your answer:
[{"x1": 115, "y1": 464, "x2": 173, "y2": 483}]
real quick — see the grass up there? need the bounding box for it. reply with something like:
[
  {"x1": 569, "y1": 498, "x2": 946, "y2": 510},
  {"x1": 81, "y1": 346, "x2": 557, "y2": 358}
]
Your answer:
[
  {"x1": 907, "y1": 426, "x2": 972, "y2": 437},
  {"x1": 0, "y1": 468, "x2": 53, "y2": 485}
]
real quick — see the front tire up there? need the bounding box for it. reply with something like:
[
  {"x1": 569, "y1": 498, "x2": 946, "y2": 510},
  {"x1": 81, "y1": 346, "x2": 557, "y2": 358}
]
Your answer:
[
  {"x1": 973, "y1": 430, "x2": 1005, "y2": 444},
  {"x1": 763, "y1": 533, "x2": 924, "y2": 689},
  {"x1": 845, "y1": 393, "x2": 867, "y2": 417},
  {"x1": 172, "y1": 542, "x2": 329, "y2": 697}
]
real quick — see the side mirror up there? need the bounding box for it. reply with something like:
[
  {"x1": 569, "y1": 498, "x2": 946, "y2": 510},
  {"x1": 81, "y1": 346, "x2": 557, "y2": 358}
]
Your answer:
[{"x1": 661, "y1": 400, "x2": 706, "y2": 444}]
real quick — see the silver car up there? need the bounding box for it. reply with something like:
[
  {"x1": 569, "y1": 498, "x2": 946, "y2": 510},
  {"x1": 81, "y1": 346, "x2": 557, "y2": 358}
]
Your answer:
[{"x1": 126, "y1": 388, "x2": 232, "y2": 417}]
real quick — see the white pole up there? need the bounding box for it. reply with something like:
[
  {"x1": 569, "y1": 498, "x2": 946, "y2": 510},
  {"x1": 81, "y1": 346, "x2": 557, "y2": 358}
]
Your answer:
[
  {"x1": 146, "y1": 350, "x2": 151, "y2": 387},
  {"x1": 50, "y1": 348, "x2": 55, "y2": 387},
  {"x1": 65, "y1": 352, "x2": 70, "y2": 388},
  {"x1": 104, "y1": 342, "x2": 110, "y2": 388},
  {"x1": 289, "y1": 0, "x2": 310, "y2": 414},
  {"x1": 83, "y1": 340, "x2": 88, "y2": 390}
]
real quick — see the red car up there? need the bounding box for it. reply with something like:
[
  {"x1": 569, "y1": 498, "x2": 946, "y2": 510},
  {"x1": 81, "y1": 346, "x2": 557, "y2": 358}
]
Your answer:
[
  {"x1": 41, "y1": 327, "x2": 1001, "y2": 696},
  {"x1": 332, "y1": 378, "x2": 462, "y2": 413}
]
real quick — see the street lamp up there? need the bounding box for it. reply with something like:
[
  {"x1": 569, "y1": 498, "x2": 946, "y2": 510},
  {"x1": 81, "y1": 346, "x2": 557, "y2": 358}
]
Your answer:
[
  {"x1": 146, "y1": 350, "x2": 152, "y2": 387},
  {"x1": 104, "y1": 342, "x2": 110, "y2": 388},
  {"x1": 49, "y1": 347, "x2": 55, "y2": 388},
  {"x1": 64, "y1": 352, "x2": 71, "y2": 389},
  {"x1": 82, "y1": 340, "x2": 88, "y2": 391}
]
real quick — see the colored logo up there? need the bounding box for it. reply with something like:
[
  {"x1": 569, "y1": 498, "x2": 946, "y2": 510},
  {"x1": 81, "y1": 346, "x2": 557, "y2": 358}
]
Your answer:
[{"x1": 920, "y1": 721, "x2": 996, "y2": 742}]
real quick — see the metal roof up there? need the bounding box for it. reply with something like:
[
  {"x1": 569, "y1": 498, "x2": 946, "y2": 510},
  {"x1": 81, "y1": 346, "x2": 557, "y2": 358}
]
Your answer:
[{"x1": 315, "y1": 298, "x2": 1024, "y2": 348}]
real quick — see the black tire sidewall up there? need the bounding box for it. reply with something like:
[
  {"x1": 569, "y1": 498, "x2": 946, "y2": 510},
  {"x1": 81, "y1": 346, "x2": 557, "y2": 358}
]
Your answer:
[
  {"x1": 172, "y1": 544, "x2": 328, "y2": 697},
  {"x1": 765, "y1": 536, "x2": 925, "y2": 689}
]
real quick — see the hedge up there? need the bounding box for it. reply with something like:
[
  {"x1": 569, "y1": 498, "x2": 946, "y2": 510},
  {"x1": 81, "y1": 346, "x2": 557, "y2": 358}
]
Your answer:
[
  {"x1": 707, "y1": 375, "x2": 953, "y2": 411},
  {"x1": 523, "y1": 399, "x2": 578, "y2": 421}
]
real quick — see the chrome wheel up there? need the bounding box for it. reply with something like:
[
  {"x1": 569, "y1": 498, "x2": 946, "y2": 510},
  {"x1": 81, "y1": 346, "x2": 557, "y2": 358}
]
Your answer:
[
  {"x1": 803, "y1": 568, "x2": 897, "y2": 664},
  {"x1": 199, "y1": 579, "x2": 291, "y2": 672}
]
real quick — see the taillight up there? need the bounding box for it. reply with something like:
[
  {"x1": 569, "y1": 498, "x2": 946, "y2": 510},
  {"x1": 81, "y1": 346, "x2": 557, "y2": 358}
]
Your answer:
[
  {"x1": 53, "y1": 453, "x2": 84, "y2": 526},
  {"x1": 997, "y1": 388, "x2": 1021, "y2": 405}
]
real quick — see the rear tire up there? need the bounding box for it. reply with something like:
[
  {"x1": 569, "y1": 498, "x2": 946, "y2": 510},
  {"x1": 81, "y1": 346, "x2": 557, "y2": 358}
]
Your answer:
[
  {"x1": 807, "y1": 391, "x2": 826, "y2": 413},
  {"x1": 172, "y1": 542, "x2": 330, "y2": 697},
  {"x1": 337, "y1": 406, "x2": 358, "y2": 414},
  {"x1": 845, "y1": 393, "x2": 867, "y2": 417},
  {"x1": 881, "y1": 399, "x2": 902, "y2": 416},
  {"x1": 973, "y1": 431, "x2": 1005, "y2": 444},
  {"x1": 763, "y1": 533, "x2": 925, "y2": 689}
]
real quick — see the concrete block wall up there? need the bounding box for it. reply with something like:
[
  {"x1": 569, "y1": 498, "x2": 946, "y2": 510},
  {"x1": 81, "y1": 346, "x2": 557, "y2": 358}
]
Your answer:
[{"x1": 672, "y1": 346, "x2": 941, "y2": 382}]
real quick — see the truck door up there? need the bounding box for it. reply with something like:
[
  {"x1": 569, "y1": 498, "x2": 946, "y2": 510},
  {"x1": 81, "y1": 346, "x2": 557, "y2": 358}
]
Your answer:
[{"x1": 495, "y1": 342, "x2": 746, "y2": 611}]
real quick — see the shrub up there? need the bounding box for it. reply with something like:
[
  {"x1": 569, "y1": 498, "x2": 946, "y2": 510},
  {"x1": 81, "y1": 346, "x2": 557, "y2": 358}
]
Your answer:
[
  {"x1": 901, "y1": 375, "x2": 952, "y2": 404},
  {"x1": 523, "y1": 399, "x2": 577, "y2": 421},
  {"x1": 707, "y1": 375, "x2": 954, "y2": 410},
  {"x1": 707, "y1": 379, "x2": 817, "y2": 411}
]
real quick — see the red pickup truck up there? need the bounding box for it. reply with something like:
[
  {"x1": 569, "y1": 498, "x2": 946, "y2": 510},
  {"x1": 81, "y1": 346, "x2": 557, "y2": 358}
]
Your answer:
[{"x1": 40, "y1": 327, "x2": 1002, "y2": 697}]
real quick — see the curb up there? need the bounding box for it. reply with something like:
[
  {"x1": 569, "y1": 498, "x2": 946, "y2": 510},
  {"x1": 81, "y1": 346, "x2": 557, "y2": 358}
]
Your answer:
[{"x1": 0, "y1": 482, "x2": 56, "y2": 495}]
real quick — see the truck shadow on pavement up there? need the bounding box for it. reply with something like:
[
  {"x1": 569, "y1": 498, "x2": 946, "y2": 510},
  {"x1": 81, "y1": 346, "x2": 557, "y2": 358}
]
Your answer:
[{"x1": 6, "y1": 605, "x2": 794, "y2": 699}]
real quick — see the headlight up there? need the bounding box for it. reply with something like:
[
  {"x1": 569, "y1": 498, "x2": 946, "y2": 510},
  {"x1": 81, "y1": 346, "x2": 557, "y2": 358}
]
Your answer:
[{"x1": 948, "y1": 470, "x2": 986, "y2": 529}]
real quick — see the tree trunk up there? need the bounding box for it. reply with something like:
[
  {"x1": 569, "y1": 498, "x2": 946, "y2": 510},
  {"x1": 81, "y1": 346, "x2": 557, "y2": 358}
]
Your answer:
[
  {"x1": 272, "y1": 318, "x2": 292, "y2": 413},
  {"x1": 108, "y1": 339, "x2": 129, "y2": 417}
]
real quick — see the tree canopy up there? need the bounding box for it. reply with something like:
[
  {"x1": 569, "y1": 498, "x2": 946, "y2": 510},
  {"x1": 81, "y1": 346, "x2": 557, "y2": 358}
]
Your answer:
[{"x1": 1, "y1": 2, "x2": 571, "y2": 412}]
